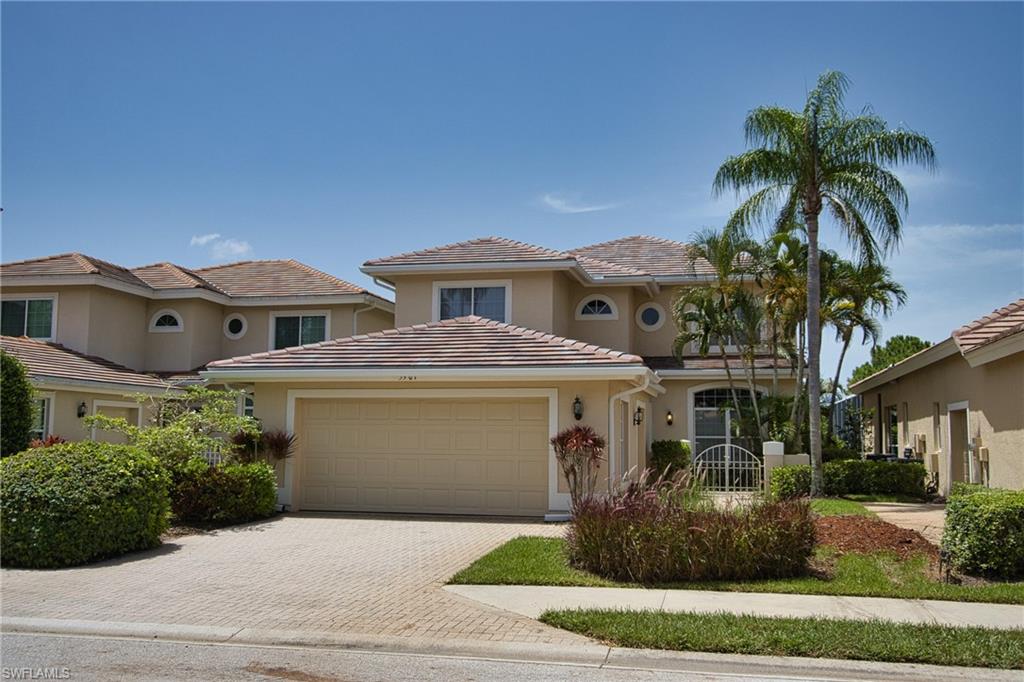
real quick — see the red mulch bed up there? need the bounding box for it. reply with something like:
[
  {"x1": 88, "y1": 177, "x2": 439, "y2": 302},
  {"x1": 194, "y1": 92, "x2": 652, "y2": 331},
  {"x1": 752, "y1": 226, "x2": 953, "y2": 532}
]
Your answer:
[{"x1": 814, "y1": 515, "x2": 938, "y2": 560}]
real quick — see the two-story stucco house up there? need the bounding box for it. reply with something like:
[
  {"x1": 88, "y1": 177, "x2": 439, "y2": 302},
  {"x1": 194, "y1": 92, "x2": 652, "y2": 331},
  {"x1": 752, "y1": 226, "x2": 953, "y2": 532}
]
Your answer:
[
  {"x1": 201, "y1": 236, "x2": 794, "y2": 518},
  {"x1": 0, "y1": 253, "x2": 394, "y2": 442}
]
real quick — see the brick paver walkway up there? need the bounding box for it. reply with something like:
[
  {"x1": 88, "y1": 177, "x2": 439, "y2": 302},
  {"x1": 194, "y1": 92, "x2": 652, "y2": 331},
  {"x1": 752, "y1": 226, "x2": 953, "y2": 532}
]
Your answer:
[{"x1": 1, "y1": 514, "x2": 582, "y2": 644}]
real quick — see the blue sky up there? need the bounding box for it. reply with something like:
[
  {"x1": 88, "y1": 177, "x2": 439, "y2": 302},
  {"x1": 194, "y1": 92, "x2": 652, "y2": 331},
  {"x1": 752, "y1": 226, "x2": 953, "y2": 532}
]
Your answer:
[{"x1": 3, "y1": 2, "x2": 1022, "y2": 382}]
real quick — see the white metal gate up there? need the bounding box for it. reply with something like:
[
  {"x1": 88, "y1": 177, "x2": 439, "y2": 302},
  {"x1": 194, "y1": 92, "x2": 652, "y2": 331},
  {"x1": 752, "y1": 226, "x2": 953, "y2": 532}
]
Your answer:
[{"x1": 692, "y1": 444, "x2": 762, "y2": 492}]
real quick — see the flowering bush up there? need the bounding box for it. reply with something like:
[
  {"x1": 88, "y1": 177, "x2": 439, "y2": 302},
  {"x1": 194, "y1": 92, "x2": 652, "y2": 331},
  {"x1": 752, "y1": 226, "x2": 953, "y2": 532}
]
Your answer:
[{"x1": 568, "y1": 471, "x2": 814, "y2": 583}]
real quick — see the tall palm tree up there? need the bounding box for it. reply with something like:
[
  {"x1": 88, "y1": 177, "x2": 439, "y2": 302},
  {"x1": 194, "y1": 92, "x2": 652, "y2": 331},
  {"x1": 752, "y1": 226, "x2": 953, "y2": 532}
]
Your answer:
[
  {"x1": 824, "y1": 260, "x2": 906, "y2": 440},
  {"x1": 672, "y1": 286, "x2": 743, "y2": 414},
  {"x1": 713, "y1": 70, "x2": 934, "y2": 495}
]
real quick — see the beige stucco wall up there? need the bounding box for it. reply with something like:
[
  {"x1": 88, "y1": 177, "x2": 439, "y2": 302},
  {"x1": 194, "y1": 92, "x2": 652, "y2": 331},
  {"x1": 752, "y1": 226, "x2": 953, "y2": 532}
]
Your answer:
[
  {"x1": 859, "y1": 351, "x2": 1024, "y2": 491},
  {"x1": 389, "y1": 271, "x2": 557, "y2": 332},
  {"x1": 39, "y1": 387, "x2": 159, "y2": 443},
  {"x1": 563, "y1": 283, "x2": 636, "y2": 353}
]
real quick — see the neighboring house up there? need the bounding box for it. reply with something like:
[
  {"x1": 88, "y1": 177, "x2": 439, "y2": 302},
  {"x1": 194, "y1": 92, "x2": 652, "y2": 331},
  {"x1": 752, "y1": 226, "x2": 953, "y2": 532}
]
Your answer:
[
  {"x1": 850, "y1": 298, "x2": 1024, "y2": 493},
  {"x1": 203, "y1": 236, "x2": 795, "y2": 517},
  {"x1": 1, "y1": 253, "x2": 394, "y2": 441}
]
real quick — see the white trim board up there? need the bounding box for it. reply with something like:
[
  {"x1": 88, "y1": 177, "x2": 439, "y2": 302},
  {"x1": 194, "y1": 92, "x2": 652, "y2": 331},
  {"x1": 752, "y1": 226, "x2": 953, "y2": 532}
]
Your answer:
[{"x1": 282, "y1": 387, "x2": 568, "y2": 514}]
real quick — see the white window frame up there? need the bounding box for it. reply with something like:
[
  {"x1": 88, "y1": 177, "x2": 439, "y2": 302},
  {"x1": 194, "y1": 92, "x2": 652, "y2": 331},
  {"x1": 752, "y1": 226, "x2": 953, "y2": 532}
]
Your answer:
[
  {"x1": 149, "y1": 308, "x2": 184, "y2": 333},
  {"x1": 1, "y1": 293, "x2": 58, "y2": 341},
  {"x1": 635, "y1": 302, "x2": 666, "y2": 332},
  {"x1": 223, "y1": 313, "x2": 248, "y2": 340},
  {"x1": 30, "y1": 392, "x2": 55, "y2": 441},
  {"x1": 431, "y1": 280, "x2": 512, "y2": 323},
  {"x1": 686, "y1": 382, "x2": 768, "y2": 456},
  {"x1": 575, "y1": 295, "x2": 619, "y2": 321},
  {"x1": 268, "y1": 310, "x2": 331, "y2": 350},
  {"x1": 90, "y1": 399, "x2": 143, "y2": 440},
  {"x1": 238, "y1": 391, "x2": 255, "y2": 418}
]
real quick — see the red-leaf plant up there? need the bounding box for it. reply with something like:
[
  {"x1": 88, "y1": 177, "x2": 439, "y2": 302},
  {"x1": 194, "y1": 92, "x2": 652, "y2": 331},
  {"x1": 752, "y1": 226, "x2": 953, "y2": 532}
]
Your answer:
[{"x1": 550, "y1": 425, "x2": 607, "y2": 509}]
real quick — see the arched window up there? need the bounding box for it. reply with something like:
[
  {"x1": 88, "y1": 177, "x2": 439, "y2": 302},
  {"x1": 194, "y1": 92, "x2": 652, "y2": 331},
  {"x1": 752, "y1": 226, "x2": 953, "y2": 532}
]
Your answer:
[
  {"x1": 575, "y1": 295, "x2": 618, "y2": 320},
  {"x1": 691, "y1": 387, "x2": 763, "y2": 455},
  {"x1": 149, "y1": 309, "x2": 183, "y2": 333}
]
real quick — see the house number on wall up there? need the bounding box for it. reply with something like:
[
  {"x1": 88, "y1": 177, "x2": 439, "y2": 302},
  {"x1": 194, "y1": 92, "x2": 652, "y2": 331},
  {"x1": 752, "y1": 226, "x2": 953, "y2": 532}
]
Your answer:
[{"x1": 397, "y1": 376, "x2": 418, "y2": 381}]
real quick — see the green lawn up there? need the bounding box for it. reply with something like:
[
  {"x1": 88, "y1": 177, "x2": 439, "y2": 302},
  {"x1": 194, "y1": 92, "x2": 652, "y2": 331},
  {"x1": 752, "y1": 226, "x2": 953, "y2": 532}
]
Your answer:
[
  {"x1": 450, "y1": 536, "x2": 1024, "y2": 604},
  {"x1": 809, "y1": 498, "x2": 875, "y2": 516},
  {"x1": 843, "y1": 493, "x2": 929, "y2": 503},
  {"x1": 539, "y1": 610, "x2": 1024, "y2": 669}
]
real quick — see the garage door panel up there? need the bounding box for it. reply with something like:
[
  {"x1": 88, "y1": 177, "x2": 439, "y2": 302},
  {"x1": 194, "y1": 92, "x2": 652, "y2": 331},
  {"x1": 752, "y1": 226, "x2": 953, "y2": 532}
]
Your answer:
[{"x1": 299, "y1": 398, "x2": 548, "y2": 516}]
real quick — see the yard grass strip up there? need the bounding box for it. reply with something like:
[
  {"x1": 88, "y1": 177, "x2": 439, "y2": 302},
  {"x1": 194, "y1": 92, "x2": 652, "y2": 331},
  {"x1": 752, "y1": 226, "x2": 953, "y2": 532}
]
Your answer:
[
  {"x1": 539, "y1": 609, "x2": 1024, "y2": 669},
  {"x1": 809, "y1": 498, "x2": 875, "y2": 516},
  {"x1": 450, "y1": 536, "x2": 1024, "y2": 604}
]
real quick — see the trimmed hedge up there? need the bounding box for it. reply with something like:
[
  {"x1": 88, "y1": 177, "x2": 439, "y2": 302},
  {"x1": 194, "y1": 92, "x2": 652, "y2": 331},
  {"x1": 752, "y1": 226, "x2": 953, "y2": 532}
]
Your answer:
[
  {"x1": 1, "y1": 442, "x2": 170, "y2": 568},
  {"x1": 942, "y1": 488, "x2": 1024, "y2": 578},
  {"x1": 771, "y1": 460, "x2": 927, "y2": 500},
  {"x1": 568, "y1": 478, "x2": 815, "y2": 583},
  {"x1": 171, "y1": 458, "x2": 278, "y2": 524},
  {"x1": 649, "y1": 440, "x2": 691, "y2": 475},
  {"x1": 1, "y1": 351, "x2": 35, "y2": 457}
]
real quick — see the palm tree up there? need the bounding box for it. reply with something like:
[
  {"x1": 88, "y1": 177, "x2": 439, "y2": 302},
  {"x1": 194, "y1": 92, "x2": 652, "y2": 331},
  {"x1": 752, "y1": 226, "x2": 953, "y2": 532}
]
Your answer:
[
  {"x1": 672, "y1": 286, "x2": 743, "y2": 414},
  {"x1": 713, "y1": 70, "x2": 934, "y2": 495},
  {"x1": 824, "y1": 260, "x2": 906, "y2": 440}
]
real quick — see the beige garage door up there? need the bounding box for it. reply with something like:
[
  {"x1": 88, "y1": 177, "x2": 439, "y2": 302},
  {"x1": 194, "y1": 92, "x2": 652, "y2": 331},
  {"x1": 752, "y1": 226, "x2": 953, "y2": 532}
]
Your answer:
[{"x1": 299, "y1": 398, "x2": 549, "y2": 516}]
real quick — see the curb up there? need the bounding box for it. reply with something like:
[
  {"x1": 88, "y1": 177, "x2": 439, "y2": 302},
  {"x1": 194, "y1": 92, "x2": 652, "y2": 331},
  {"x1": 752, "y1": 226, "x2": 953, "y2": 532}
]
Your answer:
[{"x1": 3, "y1": 616, "x2": 1020, "y2": 682}]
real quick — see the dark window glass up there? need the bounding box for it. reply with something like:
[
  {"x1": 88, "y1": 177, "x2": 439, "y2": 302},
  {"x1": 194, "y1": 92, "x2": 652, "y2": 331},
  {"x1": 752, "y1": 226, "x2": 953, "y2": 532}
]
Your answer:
[
  {"x1": 227, "y1": 317, "x2": 244, "y2": 335},
  {"x1": 640, "y1": 306, "x2": 661, "y2": 326},
  {"x1": 1, "y1": 300, "x2": 27, "y2": 336},
  {"x1": 155, "y1": 314, "x2": 180, "y2": 327},
  {"x1": 274, "y1": 316, "x2": 301, "y2": 349}
]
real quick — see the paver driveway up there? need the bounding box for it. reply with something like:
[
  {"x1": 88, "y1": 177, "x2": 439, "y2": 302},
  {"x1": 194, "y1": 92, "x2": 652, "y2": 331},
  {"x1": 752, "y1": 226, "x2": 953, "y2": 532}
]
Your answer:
[{"x1": 1, "y1": 513, "x2": 583, "y2": 644}]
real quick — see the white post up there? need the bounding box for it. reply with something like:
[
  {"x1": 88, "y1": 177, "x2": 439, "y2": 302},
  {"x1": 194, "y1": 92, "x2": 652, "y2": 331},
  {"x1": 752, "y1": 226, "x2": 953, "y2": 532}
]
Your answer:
[{"x1": 762, "y1": 440, "x2": 785, "y2": 495}]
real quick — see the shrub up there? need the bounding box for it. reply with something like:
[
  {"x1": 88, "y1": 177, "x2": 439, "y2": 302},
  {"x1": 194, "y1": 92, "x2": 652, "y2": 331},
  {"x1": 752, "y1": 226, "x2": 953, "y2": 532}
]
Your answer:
[
  {"x1": 0, "y1": 442, "x2": 170, "y2": 568},
  {"x1": 948, "y1": 482, "x2": 1006, "y2": 499},
  {"x1": 1, "y1": 351, "x2": 35, "y2": 457},
  {"x1": 171, "y1": 458, "x2": 278, "y2": 524},
  {"x1": 942, "y1": 489, "x2": 1024, "y2": 578},
  {"x1": 29, "y1": 435, "x2": 67, "y2": 449},
  {"x1": 551, "y1": 425, "x2": 606, "y2": 508},
  {"x1": 567, "y1": 472, "x2": 815, "y2": 583},
  {"x1": 649, "y1": 440, "x2": 691, "y2": 475},
  {"x1": 771, "y1": 461, "x2": 926, "y2": 499}
]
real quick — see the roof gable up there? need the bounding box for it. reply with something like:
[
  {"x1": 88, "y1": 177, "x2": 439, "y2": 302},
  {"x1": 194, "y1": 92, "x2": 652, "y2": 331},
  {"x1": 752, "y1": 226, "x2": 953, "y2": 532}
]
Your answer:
[
  {"x1": 570, "y1": 235, "x2": 715, "y2": 277},
  {"x1": 191, "y1": 259, "x2": 367, "y2": 297},
  {"x1": 207, "y1": 316, "x2": 643, "y2": 371},
  {"x1": 1, "y1": 253, "x2": 150, "y2": 288},
  {"x1": 364, "y1": 237, "x2": 573, "y2": 267}
]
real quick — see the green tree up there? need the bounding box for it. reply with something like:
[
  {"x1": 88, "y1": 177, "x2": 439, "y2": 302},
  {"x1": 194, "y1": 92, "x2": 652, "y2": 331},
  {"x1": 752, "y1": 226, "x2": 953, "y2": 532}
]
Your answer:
[
  {"x1": 714, "y1": 70, "x2": 934, "y2": 495},
  {"x1": 824, "y1": 260, "x2": 906, "y2": 438},
  {"x1": 1, "y1": 351, "x2": 35, "y2": 456},
  {"x1": 849, "y1": 335, "x2": 930, "y2": 386}
]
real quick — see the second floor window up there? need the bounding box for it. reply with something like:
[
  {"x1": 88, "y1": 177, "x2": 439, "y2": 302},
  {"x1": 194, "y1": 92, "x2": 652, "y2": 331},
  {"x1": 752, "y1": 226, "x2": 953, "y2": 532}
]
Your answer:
[
  {"x1": 273, "y1": 314, "x2": 326, "y2": 349},
  {"x1": 1, "y1": 298, "x2": 54, "y2": 339},
  {"x1": 438, "y1": 286, "x2": 506, "y2": 322}
]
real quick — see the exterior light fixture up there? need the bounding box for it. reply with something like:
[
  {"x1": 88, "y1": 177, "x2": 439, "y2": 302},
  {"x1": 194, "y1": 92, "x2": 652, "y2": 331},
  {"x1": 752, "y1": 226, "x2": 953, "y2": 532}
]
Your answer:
[
  {"x1": 666, "y1": 410, "x2": 674, "y2": 426},
  {"x1": 572, "y1": 396, "x2": 584, "y2": 421},
  {"x1": 77, "y1": 402, "x2": 88, "y2": 418},
  {"x1": 633, "y1": 406, "x2": 645, "y2": 426}
]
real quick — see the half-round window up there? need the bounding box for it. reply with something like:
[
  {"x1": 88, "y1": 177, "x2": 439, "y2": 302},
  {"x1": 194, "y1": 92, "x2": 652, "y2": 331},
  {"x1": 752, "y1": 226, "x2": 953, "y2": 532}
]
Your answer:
[
  {"x1": 635, "y1": 302, "x2": 665, "y2": 332},
  {"x1": 223, "y1": 313, "x2": 248, "y2": 340},
  {"x1": 149, "y1": 309, "x2": 183, "y2": 333},
  {"x1": 575, "y1": 295, "x2": 618, "y2": 320}
]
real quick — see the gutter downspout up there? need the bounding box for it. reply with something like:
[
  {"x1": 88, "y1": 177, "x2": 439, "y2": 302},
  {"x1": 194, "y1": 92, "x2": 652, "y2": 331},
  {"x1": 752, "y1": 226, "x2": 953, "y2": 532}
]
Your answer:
[
  {"x1": 607, "y1": 372, "x2": 652, "y2": 492},
  {"x1": 372, "y1": 277, "x2": 396, "y2": 293}
]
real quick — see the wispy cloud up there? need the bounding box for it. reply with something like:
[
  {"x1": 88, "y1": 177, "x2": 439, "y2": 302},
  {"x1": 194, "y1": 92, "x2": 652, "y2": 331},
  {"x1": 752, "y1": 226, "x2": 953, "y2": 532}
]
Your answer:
[
  {"x1": 189, "y1": 234, "x2": 254, "y2": 261},
  {"x1": 539, "y1": 192, "x2": 621, "y2": 214},
  {"x1": 892, "y1": 223, "x2": 1022, "y2": 277},
  {"x1": 189, "y1": 233, "x2": 221, "y2": 247}
]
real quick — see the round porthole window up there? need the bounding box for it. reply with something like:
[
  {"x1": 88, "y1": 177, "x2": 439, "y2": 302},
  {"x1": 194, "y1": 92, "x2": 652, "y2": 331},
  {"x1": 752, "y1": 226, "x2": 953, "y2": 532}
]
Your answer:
[
  {"x1": 635, "y1": 303, "x2": 665, "y2": 332},
  {"x1": 223, "y1": 314, "x2": 248, "y2": 340}
]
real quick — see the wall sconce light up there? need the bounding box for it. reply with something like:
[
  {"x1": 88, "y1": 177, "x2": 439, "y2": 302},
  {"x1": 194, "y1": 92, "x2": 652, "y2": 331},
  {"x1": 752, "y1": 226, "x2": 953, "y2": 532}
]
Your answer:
[
  {"x1": 572, "y1": 396, "x2": 584, "y2": 421},
  {"x1": 666, "y1": 410, "x2": 674, "y2": 426},
  {"x1": 77, "y1": 402, "x2": 88, "y2": 418},
  {"x1": 633, "y1": 406, "x2": 645, "y2": 426}
]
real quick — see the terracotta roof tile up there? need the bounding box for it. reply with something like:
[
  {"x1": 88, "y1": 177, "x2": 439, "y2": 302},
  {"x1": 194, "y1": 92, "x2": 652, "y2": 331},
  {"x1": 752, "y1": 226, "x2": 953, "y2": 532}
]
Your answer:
[
  {"x1": 952, "y1": 298, "x2": 1024, "y2": 354},
  {"x1": 364, "y1": 237, "x2": 574, "y2": 267},
  {"x1": 192, "y1": 259, "x2": 367, "y2": 297},
  {"x1": 207, "y1": 316, "x2": 643, "y2": 371},
  {"x1": 1, "y1": 253, "x2": 150, "y2": 288},
  {"x1": 0, "y1": 336, "x2": 170, "y2": 390},
  {"x1": 131, "y1": 263, "x2": 226, "y2": 294},
  {"x1": 571, "y1": 235, "x2": 715, "y2": 277}
]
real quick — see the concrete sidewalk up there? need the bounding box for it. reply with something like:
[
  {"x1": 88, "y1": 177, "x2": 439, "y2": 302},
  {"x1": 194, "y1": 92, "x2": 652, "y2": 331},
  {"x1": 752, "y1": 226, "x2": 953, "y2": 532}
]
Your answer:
[
  {"x1": 444, "y1": 584, "x2": 1024, "y2": 630},
  {"x1": 863, "y1": 502, "x2": 946, "y2": 544}
]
